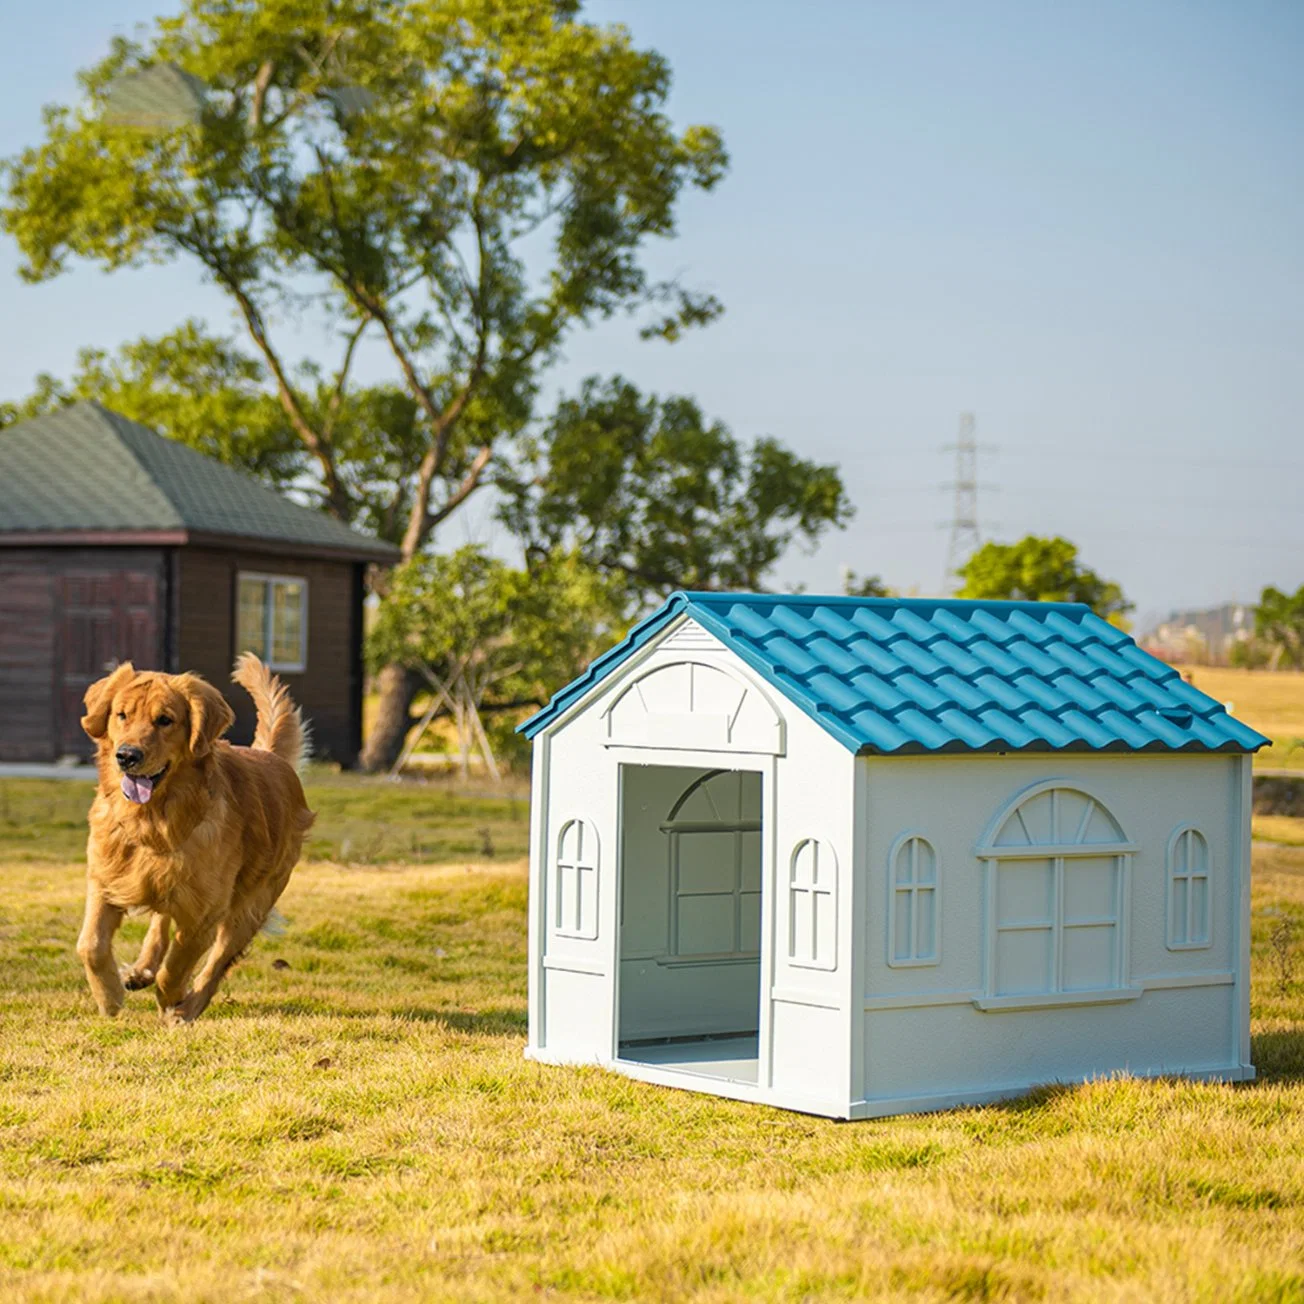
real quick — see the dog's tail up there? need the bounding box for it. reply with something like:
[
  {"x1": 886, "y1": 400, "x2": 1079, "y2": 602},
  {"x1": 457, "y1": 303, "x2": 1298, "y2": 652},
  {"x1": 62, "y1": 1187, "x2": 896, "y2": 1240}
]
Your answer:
[{"x1": 231, "y1": 653, "x2": 312, "y2": 772}]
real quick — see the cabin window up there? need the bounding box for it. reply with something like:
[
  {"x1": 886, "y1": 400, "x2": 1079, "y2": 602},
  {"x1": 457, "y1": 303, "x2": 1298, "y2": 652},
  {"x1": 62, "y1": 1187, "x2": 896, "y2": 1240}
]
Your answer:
[
  {"x1": 554, "y1": 819, "x2": 599, "y2": 939},
  {"x1": 789, "y1": 839, "x2": 838, "y2": 970},
  {"x1": 237, "y1": 572, "x2": 308, "y2": 673},
  {"x1": 1167, "y1": 827, "x2": 1211, "y2": 949},
  {"x1": 975, "y1": 784, "x2": 1137, "y2": 1010},
  {"x1": 888, "y1": 835, "x2": 938, "y2": 966}
]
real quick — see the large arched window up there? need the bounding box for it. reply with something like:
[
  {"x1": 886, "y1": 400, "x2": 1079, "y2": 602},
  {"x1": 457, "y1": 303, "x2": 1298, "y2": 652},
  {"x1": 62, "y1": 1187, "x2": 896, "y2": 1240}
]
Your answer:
[
  {"x1": 661, "y1": 769, "x2": 762, "y2": 960},
  {"x1": 1167, "y1": 827, "x2": 1212, "y2": 950},
  {"x1": 974, "y1": 783, "x2": 1138, "y2": 1010}
]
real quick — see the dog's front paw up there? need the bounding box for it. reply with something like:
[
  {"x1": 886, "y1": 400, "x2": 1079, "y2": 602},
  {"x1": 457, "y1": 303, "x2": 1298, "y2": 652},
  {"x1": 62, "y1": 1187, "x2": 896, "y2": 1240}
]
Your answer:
[
  {"x1": 161, "y1": 993, "x2": 203, "y2": 1026},
  {"x1": 120, "y1": 965, "x2": 156, "y2": 991}
]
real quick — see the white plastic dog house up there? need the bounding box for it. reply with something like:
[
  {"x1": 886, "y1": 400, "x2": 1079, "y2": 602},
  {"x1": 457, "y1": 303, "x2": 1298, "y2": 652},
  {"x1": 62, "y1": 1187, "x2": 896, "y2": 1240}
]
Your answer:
[{"x1": 519, "y1": 593, "x2": 1268, "y2": 1119}]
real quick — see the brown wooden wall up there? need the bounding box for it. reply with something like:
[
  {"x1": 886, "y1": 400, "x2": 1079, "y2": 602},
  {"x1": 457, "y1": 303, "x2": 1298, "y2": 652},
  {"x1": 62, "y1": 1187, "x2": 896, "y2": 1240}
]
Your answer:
[
  {"x1": 177, "y1": 547, "x2": 362, "y2": 764},
  {"x1": 0, "y1": 548, "x2": 167, "y2": 761}
]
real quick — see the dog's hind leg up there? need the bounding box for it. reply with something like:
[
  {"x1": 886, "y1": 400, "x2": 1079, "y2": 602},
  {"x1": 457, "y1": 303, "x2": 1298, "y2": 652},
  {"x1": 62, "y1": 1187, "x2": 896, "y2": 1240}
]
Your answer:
[
  {"x1": 77, "y1": 882, "x2": 126, "y2": 1016},
  {"x1": 155, "y1": 920, "x2": 218, "y2": 1022},
  {"x1": 164, "y1": 907, "x2": 268, "y2": 1025},
  {"x1": 121, "y1": 913, "x2": 170, "y2": 990}
]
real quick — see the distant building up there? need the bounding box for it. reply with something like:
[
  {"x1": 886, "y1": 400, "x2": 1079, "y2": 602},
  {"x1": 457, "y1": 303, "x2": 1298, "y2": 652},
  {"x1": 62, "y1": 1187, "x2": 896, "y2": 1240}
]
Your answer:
[
  {"x1": 0, "y1": 402, "x2": 398, "y2": 764},
  {"x1": 1141, "y1": 603, "x2": 1254, "y2": 665}
]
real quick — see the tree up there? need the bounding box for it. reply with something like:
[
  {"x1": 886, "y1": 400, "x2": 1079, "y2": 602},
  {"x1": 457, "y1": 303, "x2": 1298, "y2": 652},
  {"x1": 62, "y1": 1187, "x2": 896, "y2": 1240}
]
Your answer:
[
  {"x1": 1255, "y1": 584, "x2": 1304, "y2": 670},
  {"x1": 367, "y1": 545, "x2": 620, "y2": 777},
  {"x1": 0, "y1": 321, "x2": 305, "y2": 488},
  {"x1": 842, "y1": 570, "x2": 890, "y2": 598},
  {"x1": 498, "y1": 376, "x2": 852, "y2": 609},
  {"x1": 2, "y1": 0, "x2": 727, "y2": 767},
  {"x1": 956, "y1": 536, "x2": 1132, "y2": 623}
]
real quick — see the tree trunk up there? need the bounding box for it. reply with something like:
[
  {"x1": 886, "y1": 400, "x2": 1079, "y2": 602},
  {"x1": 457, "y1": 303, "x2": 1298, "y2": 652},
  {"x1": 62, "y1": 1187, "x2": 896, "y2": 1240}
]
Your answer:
[{"x1": 360, "y1": 662, "x2": 422, "y2": 772}]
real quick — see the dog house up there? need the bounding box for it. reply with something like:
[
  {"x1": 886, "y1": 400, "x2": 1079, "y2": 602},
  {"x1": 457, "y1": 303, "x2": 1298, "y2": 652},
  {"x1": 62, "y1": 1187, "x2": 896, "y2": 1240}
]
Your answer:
[{"x1": 519, "y1": 593, "x2": 1268, "y2": 1119}]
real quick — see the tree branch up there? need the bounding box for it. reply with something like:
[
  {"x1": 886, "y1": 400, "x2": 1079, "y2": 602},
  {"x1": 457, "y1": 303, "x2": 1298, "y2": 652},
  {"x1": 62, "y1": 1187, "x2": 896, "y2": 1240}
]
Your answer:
[
  {"x1": 424, "y1": 444, "x2": 493, "y2": 536},
  {"x1": 249, "y1": 60, "x2": 275, "y2": 129},
  {"x1": 195, "y1": 241, "x2": 350, "y2": 519},
  {"x1": 321, "y1": 315, "x2": 370, "y2": 441}
]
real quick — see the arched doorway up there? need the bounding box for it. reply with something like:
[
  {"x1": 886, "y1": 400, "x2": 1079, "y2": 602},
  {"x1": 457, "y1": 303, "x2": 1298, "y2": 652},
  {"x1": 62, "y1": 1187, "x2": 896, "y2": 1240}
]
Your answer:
[{"x1": 616, "y1": 764, "x2": 764, "y2": 1083}]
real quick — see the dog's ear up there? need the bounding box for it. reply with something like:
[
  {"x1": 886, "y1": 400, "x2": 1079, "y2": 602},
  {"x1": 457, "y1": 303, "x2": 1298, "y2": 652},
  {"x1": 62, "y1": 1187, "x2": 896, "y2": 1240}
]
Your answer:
[
  {"x1": 81, "y1": 663, "x2": 136, "y2": 740},
  {"x1": 181, "y1": 676, "x2": 235, "y2": 758}
]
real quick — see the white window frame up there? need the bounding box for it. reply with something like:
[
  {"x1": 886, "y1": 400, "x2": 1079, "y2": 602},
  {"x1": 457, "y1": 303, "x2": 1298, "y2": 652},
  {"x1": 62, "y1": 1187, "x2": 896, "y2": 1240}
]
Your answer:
[
  {"x1": 1166, "y1": 826, "x2": 1212, "y2": 951},
  {"x1": 659, "y1": 769, "x2": 762, "y2": 965},
  {"x1": 554, "y1": 819, "x2": 600, "y2": 940},
  {"x1": 789, "y1": 838, "x2": 838, "y2": 971},
  {"x1": 237, "y1": 571, "x2": 309, "y2": 673},
  {"x1": 974, "y1": 782, "x2": 1140, "y2": 1011},
  {"x1": 887, "y1": 833, "x2": 939, "y2": 968}
]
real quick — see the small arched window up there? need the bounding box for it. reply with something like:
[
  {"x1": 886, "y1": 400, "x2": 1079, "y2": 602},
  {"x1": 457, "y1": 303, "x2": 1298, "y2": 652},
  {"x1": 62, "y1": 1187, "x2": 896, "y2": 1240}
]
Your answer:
[
  {"x1": 888, "y1": 835, "x2": 938, "y2": 967},
  {"x1": 1167, "y1": 827, "x2": 1211, "y2": 950},
  {"x1": 789, "y1": 839, "x2": 838, "y2": 970},
  {"x1": 554, "y1": 819, "x2": 599, "y2": 940}
]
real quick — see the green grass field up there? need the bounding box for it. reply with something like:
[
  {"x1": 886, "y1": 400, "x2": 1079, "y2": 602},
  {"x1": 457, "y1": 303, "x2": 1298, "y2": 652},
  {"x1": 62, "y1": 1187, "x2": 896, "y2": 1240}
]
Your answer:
[
  {"x1": 1, "y1": 779, "x2": 1302, "y2": 1302},
  {"x1": 1180, "y1": 665, "x2": 1304, "y2": 772}
]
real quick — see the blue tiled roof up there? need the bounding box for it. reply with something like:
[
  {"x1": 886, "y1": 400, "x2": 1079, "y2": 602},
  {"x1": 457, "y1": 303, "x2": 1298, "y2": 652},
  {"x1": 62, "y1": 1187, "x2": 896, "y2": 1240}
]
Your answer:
[{"x1": 519, "y1": 593, "x2": 1270, "y2": 755}]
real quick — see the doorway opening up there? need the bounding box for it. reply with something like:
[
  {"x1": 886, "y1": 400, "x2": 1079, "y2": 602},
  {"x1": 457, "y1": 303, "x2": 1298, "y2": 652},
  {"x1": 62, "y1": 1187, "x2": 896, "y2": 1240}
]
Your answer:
[{"x1": 616, "y1": 764, "x2": 763, "y2": 1083}]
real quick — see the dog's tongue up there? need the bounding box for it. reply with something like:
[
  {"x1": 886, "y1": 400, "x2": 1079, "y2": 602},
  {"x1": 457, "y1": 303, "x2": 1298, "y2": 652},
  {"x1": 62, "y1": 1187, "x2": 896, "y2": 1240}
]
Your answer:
[{"x1": 121, "y1": 774, "x2": 154, "y2": 804}]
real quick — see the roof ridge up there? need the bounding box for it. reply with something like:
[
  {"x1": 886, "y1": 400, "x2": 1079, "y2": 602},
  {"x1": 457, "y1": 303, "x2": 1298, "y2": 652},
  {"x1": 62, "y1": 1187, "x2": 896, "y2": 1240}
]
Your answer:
[{"x1": 675, "y1": 590, "x2": 1096, "y2": 615}]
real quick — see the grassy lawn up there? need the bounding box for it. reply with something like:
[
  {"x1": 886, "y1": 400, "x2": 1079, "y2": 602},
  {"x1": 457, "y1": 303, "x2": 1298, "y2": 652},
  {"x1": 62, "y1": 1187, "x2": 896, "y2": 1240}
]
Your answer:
[
  {"x1": 1179, "y1": 665, "x2": 1304, "y2": 772},
  {"x1": 1, "y1": 785, "x2": 1302, "y2": 1301}
]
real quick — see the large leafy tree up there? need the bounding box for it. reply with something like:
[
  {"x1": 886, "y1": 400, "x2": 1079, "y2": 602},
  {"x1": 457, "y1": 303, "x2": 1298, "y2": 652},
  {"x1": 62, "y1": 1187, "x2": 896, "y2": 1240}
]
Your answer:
[
  {"x1": 1, "y1": 0, "x2": 726, "y2": 767},
  {"x1": 1255, "y1": 584, "x2": 1304, "y2": 670},
  {"x1": 957, "y1": 535, "x2": 1132, "y2": 623},
  {"x1": 498, "y1": 376, "x2": 852, "y2": 608}
]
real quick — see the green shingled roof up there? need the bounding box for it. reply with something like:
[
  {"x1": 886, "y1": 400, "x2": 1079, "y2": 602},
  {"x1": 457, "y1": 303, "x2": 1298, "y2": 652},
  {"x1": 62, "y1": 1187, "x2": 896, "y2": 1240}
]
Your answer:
[{"x1": 0, "y1": 402, "x2": 398, "y2": 561}]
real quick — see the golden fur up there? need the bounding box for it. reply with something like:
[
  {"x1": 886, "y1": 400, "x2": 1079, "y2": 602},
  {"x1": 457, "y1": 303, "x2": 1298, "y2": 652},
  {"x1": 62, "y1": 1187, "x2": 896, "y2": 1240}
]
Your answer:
[{"x1": 77, "y1": 655, "x2": 315, "y2": 1024}]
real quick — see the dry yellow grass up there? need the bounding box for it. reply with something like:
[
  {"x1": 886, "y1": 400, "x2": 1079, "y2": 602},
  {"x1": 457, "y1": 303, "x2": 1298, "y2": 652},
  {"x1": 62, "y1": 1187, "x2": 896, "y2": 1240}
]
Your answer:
[
  {"x1": 1179, "y1": 665, "x2": 1304, "y2": 770},
  {"x1": 0, "y1": 814, "x2": 1301, "y2": 1301}
]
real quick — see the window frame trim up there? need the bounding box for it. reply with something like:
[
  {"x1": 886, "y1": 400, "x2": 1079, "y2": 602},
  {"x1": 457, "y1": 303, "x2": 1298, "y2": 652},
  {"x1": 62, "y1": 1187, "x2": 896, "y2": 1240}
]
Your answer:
[
  {"x1": 1165, "y1": 824, "x2": 1213, "y2": 951},
  {"x1": 553, "y1": 817, "x2": 600, "y2": 941},
  {"x1": 788, "y1": 837, "x2": 839, "y2": 971},
  {"x1": 975, "y1": 784, "x2": 1134, "y2": 1008},
  {"x1": 237, "y1": 570, "x2": 310, "y2": 674},
  {"x1": 886, "y1": 831, "x2": 940, "y2": 969}
]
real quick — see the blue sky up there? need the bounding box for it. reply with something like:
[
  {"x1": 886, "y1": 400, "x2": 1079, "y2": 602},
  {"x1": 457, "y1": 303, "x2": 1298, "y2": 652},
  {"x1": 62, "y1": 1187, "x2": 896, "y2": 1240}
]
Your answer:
[{"x1": 1, "y1": 0, "x2": 1301, "y2": 626}]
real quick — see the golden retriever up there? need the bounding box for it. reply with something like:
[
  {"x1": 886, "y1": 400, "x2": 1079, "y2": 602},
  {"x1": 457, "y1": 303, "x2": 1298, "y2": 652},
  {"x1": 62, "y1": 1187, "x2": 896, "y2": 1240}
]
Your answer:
[{"x1": 77, "y1": 653, "x2": 315, "y2": 1024}]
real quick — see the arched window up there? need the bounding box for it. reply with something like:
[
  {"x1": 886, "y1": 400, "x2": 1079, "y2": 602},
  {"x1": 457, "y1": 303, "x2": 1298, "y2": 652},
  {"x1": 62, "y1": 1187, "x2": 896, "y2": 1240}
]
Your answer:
[
  {"x1": 888, "y1": 835, "x2": 938, "y2": 966},
  {"x1": 661, "y1": 769, "x2": 762, "y2": 959},
  {"x1": 554, "y1": 819, "x2": 599, "y2": 939},
  {"x1": 789, "y1": 839, "x2": 837, "y2": 970},
  {"x1": 1167, "y1": 827, "x2": 1211, "y2": 950},
  {"x1": 975, "y1": 784, "x2": 1137, "y2": 1007}
]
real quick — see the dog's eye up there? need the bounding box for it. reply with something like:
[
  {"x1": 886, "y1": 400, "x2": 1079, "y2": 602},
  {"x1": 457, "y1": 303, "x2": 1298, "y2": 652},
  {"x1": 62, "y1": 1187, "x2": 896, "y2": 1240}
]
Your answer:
[
  {"x1": 155, "y1": 715, "x2": 173, "y2": 728},
  {"x1": 116, "y1": 711, "x2": 127, "y2": 721}
]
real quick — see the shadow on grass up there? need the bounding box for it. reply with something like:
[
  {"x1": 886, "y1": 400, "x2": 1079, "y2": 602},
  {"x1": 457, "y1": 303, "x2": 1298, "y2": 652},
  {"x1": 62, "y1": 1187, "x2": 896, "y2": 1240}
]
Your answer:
[
  {"x1": 230, "y1": 998, "x2": 527, "y2": 1035},
  {"x1": 1252, "y1": 1024, "x2": 1304, "y2": 1083}
]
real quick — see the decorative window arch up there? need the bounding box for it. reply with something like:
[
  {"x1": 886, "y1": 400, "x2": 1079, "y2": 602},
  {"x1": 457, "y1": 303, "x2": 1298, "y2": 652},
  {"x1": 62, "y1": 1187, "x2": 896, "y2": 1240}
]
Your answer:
[
  {"x1": 1167, "y1": 827, "x2": 1211, "y2": 950},
  {"x1": 661, "y1": 769, "x2": 763, "y2": 960},
  {"x1": 789, "y1": 839, "x2": 838, "y2": 970},
  {"x1": 554, "y1": 819, "x2": 599, "y2": 940},
  {"x1": 974, "y1": 782, "x2": 1138, "y2": 1009},
  {"x1": 887, "y1": 834, "x2": 938, "y2": 967}
]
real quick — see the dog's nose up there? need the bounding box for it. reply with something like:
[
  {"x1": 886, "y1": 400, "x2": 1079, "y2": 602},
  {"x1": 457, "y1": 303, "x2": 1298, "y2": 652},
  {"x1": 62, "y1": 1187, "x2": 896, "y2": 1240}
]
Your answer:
[{"x1": 115, "y1": 745, "x2": 144, "y2": 771}]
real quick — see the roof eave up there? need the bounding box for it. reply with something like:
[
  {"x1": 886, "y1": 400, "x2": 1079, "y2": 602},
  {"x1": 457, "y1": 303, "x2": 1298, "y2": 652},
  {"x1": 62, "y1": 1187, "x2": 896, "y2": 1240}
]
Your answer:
[{"x1": 0, "y1": 526, "x2": 399, "y2": 563}]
